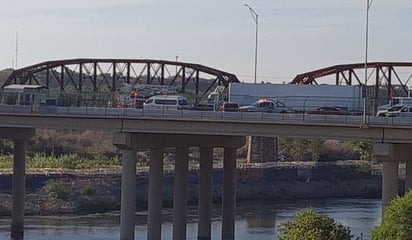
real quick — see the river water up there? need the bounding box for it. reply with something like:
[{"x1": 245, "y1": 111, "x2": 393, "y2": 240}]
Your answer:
[{"x1": 0, "y1": 198, "x2": 381, "y2": 240}]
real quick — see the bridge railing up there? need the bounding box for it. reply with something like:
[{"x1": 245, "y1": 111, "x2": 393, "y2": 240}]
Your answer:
[{"x1": 0, "y1": 104, "x2": 411, "y2": 127}]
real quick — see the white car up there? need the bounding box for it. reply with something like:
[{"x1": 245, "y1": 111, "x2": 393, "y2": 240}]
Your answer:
[
  {"x1": 238, "y1": 99, "x2": 286, "y2": 113},
  {"x1": 376, "y1": 105, "x2": 411, "y2": 117}
]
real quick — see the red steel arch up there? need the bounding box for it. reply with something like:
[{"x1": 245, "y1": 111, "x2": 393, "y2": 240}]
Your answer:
[
  {"x1": 291, "y1": 62, "x2": 412, "y2": 99},
  {"x1": 4, "y1": 58, "x2": 239, "y2": 97}
]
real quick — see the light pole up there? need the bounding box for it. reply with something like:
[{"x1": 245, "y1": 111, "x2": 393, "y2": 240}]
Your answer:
[
  {"x1": 363, "y1": 0, "x2": 373, "y2": 125},
  {"x1": 175, "y1": 56, "x2": 179, "y2": 76},
  {"x1": 244, "y1": 4, "x2": 258, "y2": 84}
]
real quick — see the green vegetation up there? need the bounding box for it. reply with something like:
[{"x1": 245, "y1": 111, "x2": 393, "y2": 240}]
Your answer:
[
  {"x1": 80, "y1": 185, "x2": 95, "y2": 197},
  {"x1": 371, "y1": 191, "x2": 412, "y2": 240},
  {"x1": 277, "y1": 208, "x2": 352, "y2": 240},
  {"x1": 278, "y1": 138, "x2": 325, "y2": 161},
  {"x1": 0, "y1": 155, "x2": 13, "y2": 168},
  {"x1": 28, "y1": 153, "x2": 121, "y2": 169},
  {"x1": 349, "y1": 141, "x2": 373, "y2": 161},
  {"x1": 45, "y1": 180, "x2": 67, "y2": 199},
  {"x1": 0, "y1": 153, "x2": 121, "y2": 170}
]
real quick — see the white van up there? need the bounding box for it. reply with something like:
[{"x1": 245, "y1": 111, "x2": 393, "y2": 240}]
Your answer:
[{"x1": 143, "y1": 95, "x2": 189, "y2": 110}]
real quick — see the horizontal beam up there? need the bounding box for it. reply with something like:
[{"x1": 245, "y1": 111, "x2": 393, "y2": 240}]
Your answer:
[{"x1": 1, "y1": 114, "x2": 412, "y2": 143}]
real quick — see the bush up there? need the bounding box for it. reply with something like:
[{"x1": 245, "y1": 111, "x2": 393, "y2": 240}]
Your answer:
[
  {"x1": 371, "y1": 190, "x2": 412, "y2": 240},
  {"x1": 45, "y1": 180, "x2": 67, "y2": 199},
  {"x1": 80, "y1": 185, "x2": 95, "y2": 197},
  {"x1": 277, "y1": 208, "x2": 352, "y2": 240}
]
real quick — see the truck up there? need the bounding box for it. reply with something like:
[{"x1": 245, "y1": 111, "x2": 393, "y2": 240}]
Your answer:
[{"x1": 227, "y1": 83, "x2": 363, "y2": 113}]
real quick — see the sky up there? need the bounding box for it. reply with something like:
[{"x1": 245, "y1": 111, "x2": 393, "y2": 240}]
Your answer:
[{"x1": 1, "y1": 0, "x2": 411, "y2": 83}]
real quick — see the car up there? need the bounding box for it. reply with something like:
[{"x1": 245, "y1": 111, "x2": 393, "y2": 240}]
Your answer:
[
  {"x1": 238, "y1": 99, "x2": 286, "y2": 113},
  {"x1": 376, "y1": 105, "x2": 412, "y2": 117},
  {"x1": 305, "y1": 107, "x2": 345, "y2": 115},
  {"x1": 221, "y1": 102, "x2": 239, "y2": 112},
  {"x1": 190, "y1": 102, "x2": 214, "y2": 111}
]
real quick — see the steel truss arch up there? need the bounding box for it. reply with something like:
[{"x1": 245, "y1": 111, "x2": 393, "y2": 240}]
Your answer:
[
  {"x1": 291, "y1": 62, "x2": 412, "y2": 99},
  {"x1": 4, "y1": 58, "x2": 240, "y2": 96}
]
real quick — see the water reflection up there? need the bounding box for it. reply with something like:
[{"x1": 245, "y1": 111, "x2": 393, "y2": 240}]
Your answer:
[{"x1": 0, "y1": 198, "x2": 381, "y2": 240}]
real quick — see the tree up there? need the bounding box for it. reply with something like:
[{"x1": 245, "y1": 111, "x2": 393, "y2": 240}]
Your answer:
[
  {"x1": 349, "y1": 141, "x2": 373, "y2": 161},
  {"x1": 278, "y1": 138, "x2": 324, "y2": 161},
  {"x1": 277, "y1": 208, "x2": 352, "y2": 240},
  {"x1": 371, "y1": 190, "x2": 412, "y2": 240}
]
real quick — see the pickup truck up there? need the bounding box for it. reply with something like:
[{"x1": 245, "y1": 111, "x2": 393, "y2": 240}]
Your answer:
[{"x1": 238, "y1": 99, "x2": 286, "y2": 113}]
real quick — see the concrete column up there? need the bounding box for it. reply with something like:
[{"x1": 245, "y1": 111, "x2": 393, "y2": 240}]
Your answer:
[
  {"x1": 173, "y1": 147, "x2": 189, "y2": 240},
  {"x1": 11, "y1": 139, "x2": 27, "y2": 240},
  {"x1": 382, "y1": 160, "x2": 399, "y2": 208},
  {"x1": 405, "y1": 160, "x2": 412, "y2": 193},
  {"x1": 147, "y1": 148, "x2": 163, "y2": 240},
  {"x1": 246, "y1": 136, "x2": 252, "y2": 163},
  {"x1": 197, "y1": 147, "x2": 213, "y2": 240},
  {"x1": 221, "y1": 147, "x2": 237, "y2": 240},
  {"x1": 120, "y1": 149, "x2": 137, "y2": 240}
]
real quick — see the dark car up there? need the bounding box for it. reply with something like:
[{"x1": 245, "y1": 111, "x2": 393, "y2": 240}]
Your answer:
[
  {"x1": 190, "y1": 102, "x2": 214, "y2": 111},
  {"x1": 221, "y1": 102, "x2": 239, "y2": 112},
  {"x1": 305, "y1": 107, "x2": 345, "y2": 115}
]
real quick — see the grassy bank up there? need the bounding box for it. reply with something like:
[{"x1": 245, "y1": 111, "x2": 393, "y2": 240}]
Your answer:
[{"x1": 0, "y1": 153, "x2": 122, "y2": 170}]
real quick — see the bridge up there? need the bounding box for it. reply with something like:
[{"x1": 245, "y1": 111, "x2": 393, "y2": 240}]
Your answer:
[{"x1": 2, "y1": 59, "x2": 412, "y2": 240}]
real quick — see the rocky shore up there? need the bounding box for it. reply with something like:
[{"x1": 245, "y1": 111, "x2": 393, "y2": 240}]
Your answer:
[{"x1": 0, "y1": 161, "x2": 388, "y2": 216}]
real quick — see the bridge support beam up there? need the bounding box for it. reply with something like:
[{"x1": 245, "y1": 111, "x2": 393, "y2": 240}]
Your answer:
[
  {"x1": 173, "y1": 147, "x2": 189, "y2": 240},
  {"x1": 373, "y1": 143, "x2": 412, "y2": 213},
  {"x1": 120, "y1": 148, "x2": 137, "y2": 240},
  {"x1": 197, "y1": 147, "x2": 213, "y2": 240}
]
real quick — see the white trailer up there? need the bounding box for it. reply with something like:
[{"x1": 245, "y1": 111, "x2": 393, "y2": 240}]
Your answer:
[{"x1": 228, "y1": 83, "x2": 362, "y2": 112}]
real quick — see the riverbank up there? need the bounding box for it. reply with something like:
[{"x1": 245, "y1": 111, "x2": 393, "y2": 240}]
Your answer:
[{"x1": 0, "y1": 161, "x2": 387, "y2": 216}]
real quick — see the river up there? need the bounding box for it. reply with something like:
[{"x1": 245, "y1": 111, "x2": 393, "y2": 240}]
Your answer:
[{"x1": 0, "y1": 198, "x2": 381, "y2": 240}]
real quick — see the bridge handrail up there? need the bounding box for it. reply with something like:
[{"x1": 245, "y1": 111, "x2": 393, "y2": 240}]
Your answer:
[{"x1": 0, "y1": 104, "x2": 408, "y2": 127}]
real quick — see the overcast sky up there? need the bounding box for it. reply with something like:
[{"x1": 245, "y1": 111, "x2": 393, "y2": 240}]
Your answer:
[{"x1": 1, "y1": 0, "x2": 411, "y2": 83}]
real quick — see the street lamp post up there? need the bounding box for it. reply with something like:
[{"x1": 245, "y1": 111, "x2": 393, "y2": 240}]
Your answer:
[
  {"x1": 363, "y1": 0, "x2": 373, "y2": 125},
  {"x1": 244, "y1": 4, "x2": 258, "y2": 84}
]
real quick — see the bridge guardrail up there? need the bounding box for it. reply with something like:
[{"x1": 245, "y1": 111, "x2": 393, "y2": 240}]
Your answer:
[{"x1": 0, "y1": 104, "x2": 411, "y2": 127}]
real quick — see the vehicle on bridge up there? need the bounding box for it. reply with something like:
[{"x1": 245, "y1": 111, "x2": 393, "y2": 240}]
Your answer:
[
  {"x1": 377, "y1": 97, "x2": 412, "y2": 112},
  {"x1": 221, "y1": 102, "x2": 239, "y2": 112},
  {"x1": 115, "y1": 83, "x2": 176, "y2": 109},
  {"x1": 143, "y1": 95, "x2": 189, "y2": 110},
  {"x1": 376, "y1": 104, "x2": 412, "y2": 117},
  {"x1": 238, "y1": 98, "x2": 286, "y2": 113},
  {"x1": 305, "y1": 106, "x2": 346, "y2": 115},
  {"x1": 228, "y1": 83, "x2": 362, "y2": 113}
]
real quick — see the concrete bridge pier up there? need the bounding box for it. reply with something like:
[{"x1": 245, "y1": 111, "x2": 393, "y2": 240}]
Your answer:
[
  {"x1": 119, "y1": 149, "x2": 137, "y2": 240},
  {"x1": 11, "y1": 139, "x2": 27, "y2": 240},
  {"x1": 0, "y1": 128, "x2": 35, "y2": 240},
  {"x1": 173, "y1": 147, "x2": 189, "y2": 240},
  {"x1": 197, "y1": 147, "x2": 213, "y2": 240},
  {"x1": 147, "y1": 148, "x2": 164, "y2": 240},
  {"x1": 373, "y1": 143, "x2": 412, "y2": 211},
  {"x1": 112, "y1": 133, "x2": 245, "y2": 240},
  {"x1": 405, "y1": 159, "x2": 412, "y2": 193},
  {"x1": 221, "y1": 147, "x2": 237, "y2": 240}
]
